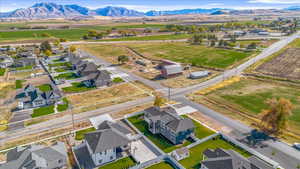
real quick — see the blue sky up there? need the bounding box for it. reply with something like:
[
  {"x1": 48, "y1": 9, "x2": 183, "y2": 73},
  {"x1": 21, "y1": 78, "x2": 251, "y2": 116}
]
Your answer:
[{"x1": 1, "y1": 0, "x2": 300, "y2": 12}]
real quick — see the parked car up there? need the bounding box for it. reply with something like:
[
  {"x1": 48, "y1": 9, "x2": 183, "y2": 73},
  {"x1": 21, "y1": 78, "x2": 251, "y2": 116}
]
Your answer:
[{"x1": 293, "y1": 143, "x2": 300, "y2": 151}]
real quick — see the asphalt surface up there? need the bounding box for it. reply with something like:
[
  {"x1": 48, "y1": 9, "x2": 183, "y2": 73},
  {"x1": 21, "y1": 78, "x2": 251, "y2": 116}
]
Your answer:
[{"x1": 1, "y1": 32, "x2": 300, "y2": 168}]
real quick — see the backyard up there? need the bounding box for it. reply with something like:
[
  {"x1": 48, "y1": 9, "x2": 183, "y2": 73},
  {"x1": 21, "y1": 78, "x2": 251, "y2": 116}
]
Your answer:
[
  {"x1": 75, "y1": 127, "x2": 96, "y2": 140},
  {"x1": 179, "y1": 137, "x2": 251, "y2": 169},
  {"x1": 62, "y1": 82, "x2": 95, "y2": 93},
  {"x1": 37, "y1": 84, "x2": 52, "y2": 92},
  {"x1": 126, "y1": 42, "x2": 255, "y2": 69},
  {"x1": 99, "y1": 156, "x2": 136, "y2": 169},
  {"x1": 54, "y1": 72, "x2": 79, "y2": 80},
  {"x1": 146, "y1": 161, "x2": 175, "y2": 169}
]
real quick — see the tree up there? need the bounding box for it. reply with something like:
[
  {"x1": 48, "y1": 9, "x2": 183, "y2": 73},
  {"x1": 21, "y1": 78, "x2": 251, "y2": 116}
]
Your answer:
[
  {"x1": 210, "y1": 40, "x2": 216, "y2": 47},
  {"x1": 259, "y1": 98, "x2": 293, "y2": 135},
  {"x1": 44, "y1": 50, "x2": 52, "y2": 57},
  {"x1": 53, "y1": 39, "x2": 60, "y2": 47},
  {"x1": 69, "y1": 46, "x2": 77, "y2": 53},
  {"x1": 247, "y1": 42, "x2": 257, "y2": 50},
  {"x1": 190, "y1": 34, "x2": 202, "y2": 45},
  {"x1": 153, "y1": 94, "x2": 166, "y2": 107},
  {"x1": 118, "y1": 55, "x2": 129, "y2": 64},
  {"x1": 40, "y1": 41, "x2": 52, "y2": 53}
]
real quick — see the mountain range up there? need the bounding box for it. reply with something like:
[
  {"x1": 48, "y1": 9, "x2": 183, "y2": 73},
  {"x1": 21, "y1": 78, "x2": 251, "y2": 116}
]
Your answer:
[{"x1": 0, "y1": 2, "x2": 300, "y2": 18}]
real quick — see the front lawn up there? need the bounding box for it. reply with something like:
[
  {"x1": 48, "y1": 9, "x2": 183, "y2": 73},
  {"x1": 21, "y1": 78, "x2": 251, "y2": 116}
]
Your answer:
[
  {"x1": 62, "y1": 82, "x2": 95, "y2": 93},
  {"x1": 75, "y1": 127, "x2": 96, "y2": 140},
  {"x1": 37, "y1": 84, "x2": 52, "y2": 92},
  {"x1": 31, "y1": 105, "x2": 55, "y2": 118},
  {"x1": 0, "y1": 68, "x2": 6, "y2": 76},
  {"x1": 48, "y1": 62, "x2": 72, "y2": 68},
  {"x1": 57, "y1": 98, "x2": 69, "y2": 112},
  {"x1": 128, "y1": 114, "x2": 192, "y2": 153},
  {"x1": 182, "y1": 115, "x2": 215, "y2": 139},
  {"x1": 15, "y1": 80, "x2": 25, "y2": 89},
  {"x1": 54, "y1": 67, "x2": 71, "y2": 73},
  {"x1": 146, "y1": 162, "x2": 175, "y2": 169},
  {"x1": 99, "y1": 156, "x2": 136, "y2": 169},
  {"x1": 54, "y1": 72, "x2": 79, "y2": 80},
  {"x1": 15, "y1": 65, "x2": 33, "y2": 71},
  {"x1": 127, "y1": 42, "x2": 254, "y2": 69},
  {"x1": 179, "y1": 137, "x2": 251, "y2": 169}
]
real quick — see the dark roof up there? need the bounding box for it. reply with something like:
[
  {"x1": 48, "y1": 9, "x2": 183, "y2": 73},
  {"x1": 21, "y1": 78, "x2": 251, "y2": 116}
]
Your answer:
[
  {"x1": 98, "y1": 121, "x2": 131, "y2": 135},
  {"x1": 85, "y1": 128, "x2": 130, "y2": 153},
  {"x1": 202, "y1": 148, "x2": 273, "y2": 169},
  {"x1": 144, "y1": 106, "x2": 195, "y2": 133},
  {"x1": 85, "y1": 70, "x2": 111, "y2": 81}
]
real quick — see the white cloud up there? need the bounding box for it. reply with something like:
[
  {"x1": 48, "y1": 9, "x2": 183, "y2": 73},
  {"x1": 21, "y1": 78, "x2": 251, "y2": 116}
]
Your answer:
[{"x1": 248, "y1": 0, "x2": 300, "y2": 4}]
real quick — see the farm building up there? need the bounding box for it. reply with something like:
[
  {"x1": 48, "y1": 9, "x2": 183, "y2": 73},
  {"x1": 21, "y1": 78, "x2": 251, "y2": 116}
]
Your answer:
[
  {"x1": 190, "y1": 71, "x2": 211, "y2": 79},
  {"x1": 161, "y1": 64, "x2": 183, "y2": 78}
]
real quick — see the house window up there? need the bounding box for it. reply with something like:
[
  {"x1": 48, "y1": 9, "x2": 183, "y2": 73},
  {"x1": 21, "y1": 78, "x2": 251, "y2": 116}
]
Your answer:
[
  {"x1": 99, "y1": 160, "x2": 102, "y2": 164},
  {"x1": 110, "y1": 156, "x2": 114, "y2": 160}
]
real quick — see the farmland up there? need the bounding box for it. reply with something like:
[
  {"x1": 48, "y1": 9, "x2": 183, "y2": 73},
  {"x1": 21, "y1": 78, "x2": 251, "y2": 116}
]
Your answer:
[
  {"x1": 256, "y1": 48, "x2": 300, "y2": 82},
  {"x1": 126, "y1": 42, "x2": 254, "y2": 69},
  {"x1": 193, "y1": 78, "x2": 300, "y2": 137}
]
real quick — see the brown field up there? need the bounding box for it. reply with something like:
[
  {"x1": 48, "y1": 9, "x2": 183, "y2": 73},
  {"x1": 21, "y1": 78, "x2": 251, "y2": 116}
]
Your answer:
[
  {"x1": 67, "y1": 82, "x2": 152, "y2": 113},
  {"x1": 256, "y1": 48, "x2": 300, "y2": 81}
]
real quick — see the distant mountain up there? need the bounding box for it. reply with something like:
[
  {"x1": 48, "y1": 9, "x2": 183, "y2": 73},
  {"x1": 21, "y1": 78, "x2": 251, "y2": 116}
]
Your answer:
[
  {"x1": 285, "y1": 6, "x2": 300, "y2": 11},
  {"x1": 145, "y1": 8, "x2": 226, "y2": 16},
  {"x1": 94, "y1": 6, "x2": 144, "y2": 17}
]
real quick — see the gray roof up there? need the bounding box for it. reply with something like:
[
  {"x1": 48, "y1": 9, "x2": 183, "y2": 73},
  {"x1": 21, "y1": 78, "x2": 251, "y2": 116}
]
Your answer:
[
  {"x1": 163, "y1": 64, "x2": 183, "y2": 75},
  {"x1": 0, "y1": 142, "x2": 67, "y2": 169},
  {"x1": 98, "y1": 120, "x2": 131, "y2": 135},
  {"x1": 202, "y1": 148, "x2": 273, "y2": 169},
  {"x1": 85, "y1": 128, "x2": 130, "y2": 153},
  {"x1": 85, "y1": 70, "x2": 111, "y2": 82},
  {"x1": 144, "y1": 106, "x2": 195, "y2": 133}
]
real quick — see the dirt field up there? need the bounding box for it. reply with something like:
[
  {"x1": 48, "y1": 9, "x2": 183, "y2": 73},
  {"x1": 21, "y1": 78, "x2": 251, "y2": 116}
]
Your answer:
[
  {"x1": 67, "y1": 82, "x2": 152, "y2": 113},
  {"x1": 256, "y1": 48, "x2": 300, "y2": 81}
]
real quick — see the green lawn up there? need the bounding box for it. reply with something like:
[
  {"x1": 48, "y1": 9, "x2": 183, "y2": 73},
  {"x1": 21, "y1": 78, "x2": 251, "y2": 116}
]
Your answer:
[
  {"x1": 31, "y1": 105, "x2": 55, "y2": 118},
  {"x1": 146, "y1": 162, "x2": 175, "y2": 169},
  {"x1": 207, "y1": 78, "x2": 300, "y2": 126},
  {"x1": 37, "y1": 84, "x2": 52, "y2": 92},
  {"x1": 54, "y1": 72, "x2": 79, "y2": 80},
  {"x1": 0, "y1": 68, "x2": 6, "y2": 76},
  {"x1": 54, "y1": 67, "x2": 71, "y2": 73},
  {"x1": 112, "y1": 77, "x2": 124, "y2": 83},
  {"x1": 127, "y1": 42, "x2": 254, "y2": 69},
  {"x1": 102, "y1": 33, "x2": 192, "y2": 41},
  {"x1": 182, "y1": 115, "x2": 215, "y2": 139},
  {"x1": 57, "y1": 98, "x2": 69, "y2": 112},
  {"x1": 15, "y1": 80, "x2": 25, "y2": 89},
  {"x1": 49, "y1": 62, "x2": 72, "y2": 68},
  {"x1": 99, "y1": 156, "x2": 136, "y2": 169},
  {"x1": 128, "y1": 114, "x2": 193, "y2": 153},
  {"x1": 62, "y1": 82, "x2": 95, "y2": 93},
  {"x1": 75, "y1": 127, "x2": 96, "y2": 140},
  {"x1": 179, "y1": 137, "x2": 251, "y2": 169},
  {"x1": 15, "y1": 65, "x2": 33, "y2": 71}
]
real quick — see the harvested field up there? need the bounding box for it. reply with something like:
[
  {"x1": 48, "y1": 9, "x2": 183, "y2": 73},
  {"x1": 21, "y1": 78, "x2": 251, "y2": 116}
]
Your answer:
[{"x1": 256, "y1": 48, "x2": 300, "y2": 81}]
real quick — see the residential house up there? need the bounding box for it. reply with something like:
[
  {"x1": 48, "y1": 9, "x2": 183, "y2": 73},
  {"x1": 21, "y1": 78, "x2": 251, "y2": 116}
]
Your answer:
[
  {"x1": 0, "y1": 55, "x2": 13, "y2": 68},
  {"x1": 15, "y1": 84, "x2": 60, "y2": 109},
  {"x1": 144, "y1": 106, "x2": 195, "y2": 145},
  {"x1": 0, "y1": 142, "x2": 68, "y2": 169},
  {"x1": 82, "y1": 70, "x2": 112, "y2": 87},
  {"x1": 14, "y1": 57, "x2": 37, "y2": 68},
  {"x1": 77, "y1": 62, "x2": 98, "y2": 77},
  {"x1": 201, "y1": 148, "x2": 274, "y2": 169},
  {"x1": 74, "y1": 121, "x2": 132, "y2": 168},
  {"x1": 171, "y1": 147, "x2": 190, "y2": 161}
]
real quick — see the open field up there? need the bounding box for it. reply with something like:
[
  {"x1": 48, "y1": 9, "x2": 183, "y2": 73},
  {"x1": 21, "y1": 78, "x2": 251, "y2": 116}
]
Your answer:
[
  {"x1": 256, "y1": 48, "x2": 300, "y2": 82},
  {"x1": 67, "y1": 82, "x2": 152, "y2": 114},
  {"x1": 190, "y1": 77, "x2": 300, "y2": 139},
  {"x1": 126, "y1": 42, "x2": 255, "y2": 69},
  {"x1": 75, "y1": 44, "x2": 130, "y2": 64},
  {"x1": 179, "y1": 137, "x2": 251, "y2": 169},
  {"x1": 101, "y1": 33, "x2": 192, "y2": 41}
]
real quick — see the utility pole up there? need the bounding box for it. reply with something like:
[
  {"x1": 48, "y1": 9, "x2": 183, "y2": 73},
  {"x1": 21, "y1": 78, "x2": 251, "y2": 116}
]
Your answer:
[
  {"x1": 168, "y1": 87, "x2": 171, "y2": 101},
  {"x1": 70, "y1": 104, "x2": 75, "y2": 136}
]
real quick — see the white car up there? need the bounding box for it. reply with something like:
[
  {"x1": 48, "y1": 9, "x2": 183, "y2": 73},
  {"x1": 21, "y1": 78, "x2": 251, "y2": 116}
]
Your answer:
[{"x1": 293, "y1": 143, "x2": 300, "y2": 150}]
